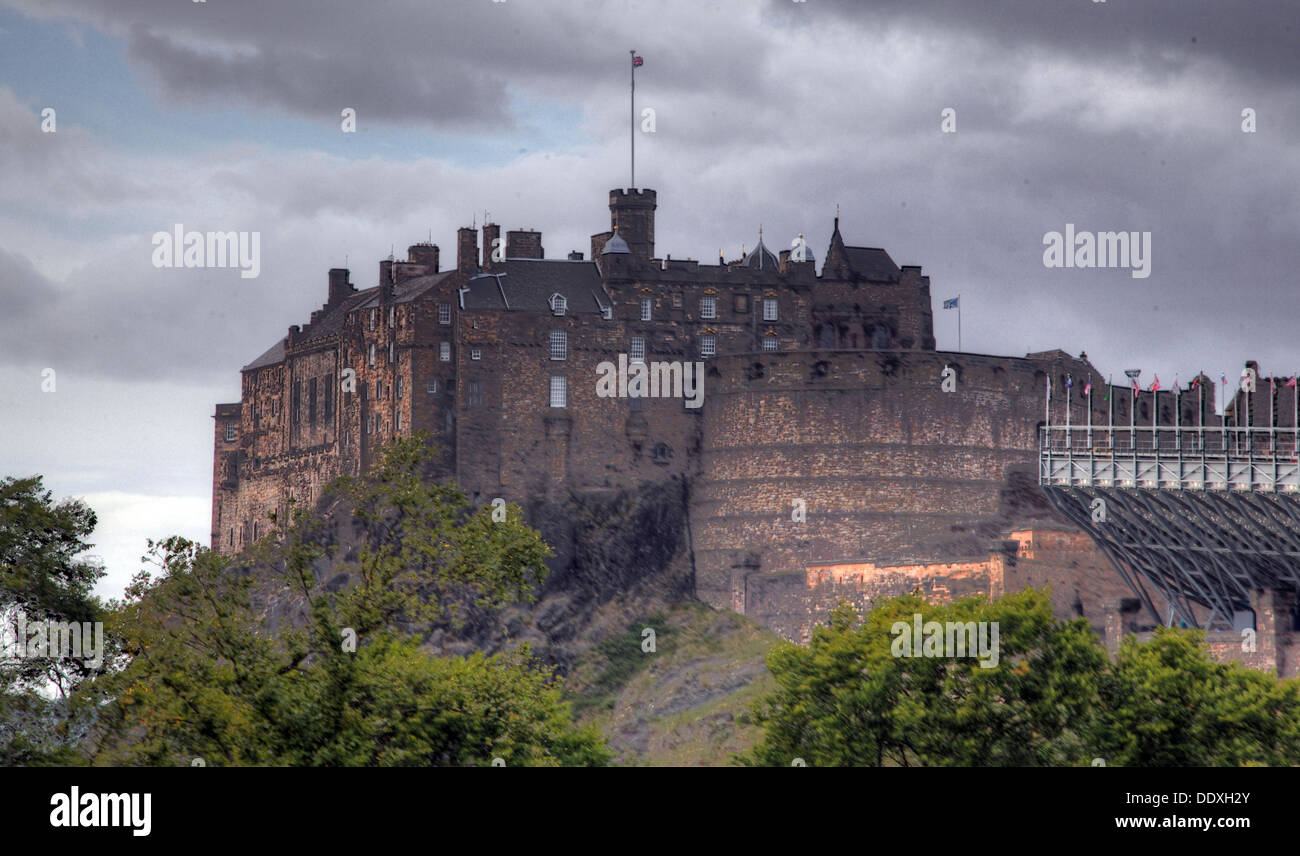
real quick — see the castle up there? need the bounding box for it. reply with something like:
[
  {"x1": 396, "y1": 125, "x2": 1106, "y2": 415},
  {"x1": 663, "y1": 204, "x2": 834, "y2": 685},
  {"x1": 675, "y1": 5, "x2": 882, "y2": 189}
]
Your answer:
[{"x1": 211, "y1": 187, "x2": 1297, "y2": 674}]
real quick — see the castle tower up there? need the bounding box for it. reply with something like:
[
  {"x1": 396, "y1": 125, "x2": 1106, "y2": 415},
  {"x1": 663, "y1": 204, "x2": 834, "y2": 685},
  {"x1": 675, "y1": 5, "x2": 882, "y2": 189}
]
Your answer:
[{"x1": 609, "y1": 188, "x2": 656, "y2": 261}]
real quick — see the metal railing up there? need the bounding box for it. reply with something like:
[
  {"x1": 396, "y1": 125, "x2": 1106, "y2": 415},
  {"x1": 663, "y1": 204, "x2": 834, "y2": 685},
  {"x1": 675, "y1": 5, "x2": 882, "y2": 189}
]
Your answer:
[{"x1": 1039, "y1": 425, "x2": 1300, "y2": 491}]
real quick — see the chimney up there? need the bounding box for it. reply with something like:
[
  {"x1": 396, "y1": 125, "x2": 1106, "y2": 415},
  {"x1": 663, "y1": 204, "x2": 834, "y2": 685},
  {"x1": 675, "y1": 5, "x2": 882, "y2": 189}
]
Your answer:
[
  {"x1": 506, "y1": 229, "x2": 544, "y2": 259},
  {"x1": 778, "y1": 249, "x2": 791, "y2": 274},
  {"x1": 457, "y1": 227, "x2": 479, "y2": 275},
  {"x1": 327, "y1": 268, "x2": 353, "y2": 306},
  {"x1": 482, "y1": 223, "x2": 501, "y2": 271},
  {"x1": 608, "y1": 188, "x2": 656, "y2": 260},
  {"x1": 567, "y1": 251, "x2": 584, "y2": 260},
  {"x1": 379, "y1": 259, "x2": 394, "y2": 287},
  {"x1": 407, "y1": 244, "x2": 439, "y2": 272}
]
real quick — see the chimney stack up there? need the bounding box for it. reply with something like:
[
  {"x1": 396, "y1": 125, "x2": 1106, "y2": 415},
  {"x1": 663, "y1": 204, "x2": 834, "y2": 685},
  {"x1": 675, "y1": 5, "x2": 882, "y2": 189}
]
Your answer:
[
  {"x1": 506, "y1": 230, "x2": 544, "y2": 260},
  {"x1": 482, "y1": 223, "x2": 501, "y2": 271},
  {"x1": 457, "y1": 227, "x2": 479, "y2": 276},
  {"x1": 327, "y1": 268, "x2": 353, "y2": 306},
  {"x1": 407, "y1": 243, "x2": 439, "y2": 272}
]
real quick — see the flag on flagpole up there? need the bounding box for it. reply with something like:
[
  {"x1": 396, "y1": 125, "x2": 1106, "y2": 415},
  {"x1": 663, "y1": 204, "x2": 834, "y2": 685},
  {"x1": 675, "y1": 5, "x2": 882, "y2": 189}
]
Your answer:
[
  {"x1": 632, "y1": 55, "x2": 644, "y2": 67},
  {"x1": 1084, "y1": 379, "x2": 1092, "y2": 395},
  {"x1": 1132, "y1": 379, "x2": 1139, "y2": 398},
  {"x1": 1191, "y1": 375, "x2": 1201, "y2": 389},
  {"x1": 1151, "y1": 375, "x2": 1161, "y2": 392},
  {"x1": 943, "y1": 297, "x2": 959, "y2": 309},
  {"x1": 1287, "y1": 377, "x2": 1297, "y2": 388}
]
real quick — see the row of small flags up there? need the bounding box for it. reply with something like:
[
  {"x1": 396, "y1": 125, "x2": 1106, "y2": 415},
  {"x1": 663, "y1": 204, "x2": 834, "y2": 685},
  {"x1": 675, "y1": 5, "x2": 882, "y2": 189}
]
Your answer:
[{"x1": 1049, "y1": 373, "x2": 1300, "y2": 396}]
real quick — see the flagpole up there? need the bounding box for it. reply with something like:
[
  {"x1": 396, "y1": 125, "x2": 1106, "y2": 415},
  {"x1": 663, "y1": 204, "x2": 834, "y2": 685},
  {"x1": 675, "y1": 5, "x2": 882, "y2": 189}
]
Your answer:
[
  {"x1": 630, "y1": 50, "x2": 636, "y2": 188},
  {"x1": 1087, "y1": 377, "x2": 1093, "y2": 448},
  {"x1": 1108, "y1": 374, "x2": 1113, "y2": 450},
  {"x1": 958, "y1": 294, "x2": 962, "y2": 352}
]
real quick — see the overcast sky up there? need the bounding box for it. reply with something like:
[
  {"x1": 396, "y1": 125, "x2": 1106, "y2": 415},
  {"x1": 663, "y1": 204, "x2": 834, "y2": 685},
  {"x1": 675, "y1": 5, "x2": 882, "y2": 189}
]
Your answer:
[{"x1": 1, "y1": 0, "x2": 1297, "y2": 599}]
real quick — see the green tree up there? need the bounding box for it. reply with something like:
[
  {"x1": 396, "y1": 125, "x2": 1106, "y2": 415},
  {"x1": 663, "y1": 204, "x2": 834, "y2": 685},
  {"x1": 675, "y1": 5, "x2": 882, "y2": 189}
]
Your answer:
[
  {"x1": 0, "y1": 475, "x2": 107, "y2": 764},
  {"x1": 87, "y1": 435, "x2": 609, "y2": 766},
  {"x1": 745, "y1": 588, "x2": 1300, "y2": 767},
  {"x1": 1096, "y1": 628, "x2": 1300, "y2": 766}
]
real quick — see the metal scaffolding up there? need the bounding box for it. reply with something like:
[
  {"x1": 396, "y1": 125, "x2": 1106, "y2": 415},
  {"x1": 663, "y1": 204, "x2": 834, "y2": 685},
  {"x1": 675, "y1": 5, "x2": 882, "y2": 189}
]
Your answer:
[{"x1": 1039, "y1": 423, "x2": 1300, "y2": 630}]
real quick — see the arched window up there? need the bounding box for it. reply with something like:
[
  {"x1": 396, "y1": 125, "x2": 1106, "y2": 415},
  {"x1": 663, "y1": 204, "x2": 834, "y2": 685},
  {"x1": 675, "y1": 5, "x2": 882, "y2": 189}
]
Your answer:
[{"x1": 549, "y1": 293, "x2": 567, "y2": 316}]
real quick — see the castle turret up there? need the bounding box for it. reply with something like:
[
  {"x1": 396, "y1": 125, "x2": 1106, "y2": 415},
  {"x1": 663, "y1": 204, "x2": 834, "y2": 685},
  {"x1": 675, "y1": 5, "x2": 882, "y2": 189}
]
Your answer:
[{"x1": 609, "y1": 188, "x2": 656, "y2": 261}]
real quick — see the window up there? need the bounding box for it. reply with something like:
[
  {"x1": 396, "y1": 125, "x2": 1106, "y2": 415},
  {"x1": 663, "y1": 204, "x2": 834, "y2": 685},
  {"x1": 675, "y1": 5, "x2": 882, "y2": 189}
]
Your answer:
[
  {"x1": 292, "y1": 381, "x2": 301, "y2": 425},
  {"x1": 427, "y1": 380, "x2": 438, "y2": 394},
  {"x1": 225, "y1": 422, "x2": 236, "y2": 442},
  {"x1": 468, "y1": 380, "x2": 484, "y2": 407},
  {"x1": 700, "y1": 334, "x2": 716, "y2": 358},
  {"x1": 763, "y1": 335, "x2": 779, "y2": 352},
  {"x1": 368, "y1": 415, "x2": 375, "y2": 434},
  {"x1": 550, "y1": 375, "x2": 567, "y2": 408},
  {"x1": 389, "y1": 306, "x2": 395, "y2": 328},
  {"x1": 439, "y1": 303, "x2": 451, "y2": 325},
  {"x1": 763, "y1": 298, "x2": 778, "y2": 321},
  {"x1": 369, "y1": 309, "x2": 376, "y2": 331},
  {"x1": 396, "y1": 411, "x2": 402, "y2": 432},
  {"x1": 471, "y1": 348, "x2": 482, "y2": 361},
  {"x1": 734, "y1": 294, "x2": 749, "y2": 314},
  {"x1": 640, "y1": 298, "x2": 652, "y2": 321},
  {"x1": 630, "y1": 337, "x2": 646, "y2": 363},
  {"x1": 550, "y1": 330, "x2": 567, "y2": 361},
  {"x1": 700, "y1": 295, "x2": 717, "y2": 320},
  {"x1": 388, "y1": 342, "x2": 394, "y2": 363},
  {"x1": 309, "y1": 378, "x2": 317, "y2": 423},
  {"x1": 629, "y1": 395, "x2": 643, "y2": 412},
  {"x1": 396, "y1": 377, "x2": 403, "y2": 399},
  {"x1": 440, "y1": 342, "x2": 451, "y2": 362},
  {"x1": 601, "y1": 306, "x2": 613, "y2": 320},
  {"x1": 550, "y1": 294, "x2": 567, "y2": 316},
  {"x1": 376, "y1": 381, "x2": 382, "y2": 400},
  {"x1": 672, "y1": 293, "x2": 683, "y2": 308},
  {"x1": 369, "y1": 343, "x2": 375, "y2": 366},
  {"x1": 324, "y1": 378, "x2": 334, "y2": 420}
]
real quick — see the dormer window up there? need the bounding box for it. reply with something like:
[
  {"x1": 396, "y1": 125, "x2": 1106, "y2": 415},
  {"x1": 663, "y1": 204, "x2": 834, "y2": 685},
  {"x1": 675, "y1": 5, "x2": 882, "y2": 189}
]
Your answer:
[{"x1": 550, "y1": 294, "x2": 567, "y2": 316}]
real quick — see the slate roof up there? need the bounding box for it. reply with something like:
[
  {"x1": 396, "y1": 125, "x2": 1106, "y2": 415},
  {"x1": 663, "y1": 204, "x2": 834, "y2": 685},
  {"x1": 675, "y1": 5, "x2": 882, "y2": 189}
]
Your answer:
[
  {"x1": 842, "y1": 246, "x2": 901, "y2": 282},
  {"x1": 462, "y1": 259, "x2": 608, "y2": 314},
  {"x1": 602, "y1": 231, "x2": 630, "y2": 254},
  {"x1": 743, "y1": 239, "x2": 779, "y2": 270},
  {"x1": 241, "y1": 271, "x2": 455, "y2": 372}
]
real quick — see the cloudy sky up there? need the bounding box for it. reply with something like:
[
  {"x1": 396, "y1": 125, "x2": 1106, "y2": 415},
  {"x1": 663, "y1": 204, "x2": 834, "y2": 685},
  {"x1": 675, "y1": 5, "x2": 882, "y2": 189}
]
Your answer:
[{"x1": 1, "y1": 0, "x2": 1297, "y2": 599}]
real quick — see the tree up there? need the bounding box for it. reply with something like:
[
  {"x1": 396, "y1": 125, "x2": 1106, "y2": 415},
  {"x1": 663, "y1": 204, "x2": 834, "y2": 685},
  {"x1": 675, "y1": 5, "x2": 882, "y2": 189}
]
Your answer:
[
  {"x1": 1096, "y1": 628, "x2": 1300, "y2": 767},
  {"x1": 86, "y1": 435, "x2": 609, "y2": 766},
  {"x1": 0, "y1": 475, "x2": 107, "y2": 764},
  {"x1": 744, "y1": 590, "x2": 1106, "y2": 766}
]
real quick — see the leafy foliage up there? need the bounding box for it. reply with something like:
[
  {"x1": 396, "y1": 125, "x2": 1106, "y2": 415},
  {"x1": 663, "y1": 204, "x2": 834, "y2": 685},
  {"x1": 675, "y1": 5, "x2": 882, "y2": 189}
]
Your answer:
[
  {"x1": 83, "y1": 436, "x2": 609, "y2": 766},
  {"x1": 744, "y1": 589, "x2": 1300, "y2": 767}
]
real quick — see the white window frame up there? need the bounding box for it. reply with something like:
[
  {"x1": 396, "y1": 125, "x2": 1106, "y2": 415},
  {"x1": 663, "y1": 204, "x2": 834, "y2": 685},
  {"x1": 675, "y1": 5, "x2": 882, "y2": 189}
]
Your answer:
[
  {"x1": 389, "y1": 306, "x2": 395, "y2": 328},
  {"x1": 550, "y1": 330, "x2": 567, "y2": 361},
  {"x1": 700, "y1": 334, "x2": 716, "y2": 358},
  {"x1": 763, "y1": 298, "x2": 778, "y2": 321},
  {"x1": 471, "y1": 348, "x2": 482, "y2": 361},
  {"x1": 700, "y1": 295, "x2": 717, "y2": 320},
  {"x1": 763, "y1": 335, "x2": 779, "y2": 352},
  {"x1": 550, "y1": 375, "x2": 567, "y2": 408},
  {"x1": 388, "y1": 342, "x2": 394, "y2": 363},
  {"x1": 640, "y1": 298, "x2": 652, "y2": 321},
  {"x1": 550, "y1": 294, "x2": 567, "y2": 316},
  {"x1": 439, "y1": 303, "x2": 451, "y2": 325},
  {"x1": 369, "y1": 343, "x2": 375, "y2": 366},
  {"x1": 397, "y1": 377, "x2": 403, "y2": 399},
  {"x1": 427, "y1": 380, "x2": 438, "y2": 394},
  {"x1": 225, "y1": 422, "x2": 236, "y2": 442},
  {"x1": 630, "y1": 337, "x2": 646, "y2": 363},
  {"x1": 440, "y1": 342, "x2": 451, "y2": 362},
  {"x1": 369, "y1": 309, "x2": 376, "y2": 331}
]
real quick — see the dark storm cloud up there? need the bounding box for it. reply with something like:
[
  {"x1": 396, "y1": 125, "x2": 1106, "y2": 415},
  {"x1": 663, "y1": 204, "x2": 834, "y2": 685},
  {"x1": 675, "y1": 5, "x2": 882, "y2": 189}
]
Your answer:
[
  {"x1": 795, "y1": 0, "x2": 1300, "y2": 86},
  {"x1": 5, "y1": 0, "x2": 773, "y2": 128}
]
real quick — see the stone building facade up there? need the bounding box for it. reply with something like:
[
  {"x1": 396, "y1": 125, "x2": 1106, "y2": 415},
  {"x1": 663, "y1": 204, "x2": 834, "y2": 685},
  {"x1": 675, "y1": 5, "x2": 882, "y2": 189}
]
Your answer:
[{"x1": 211, "y1": 186, "x2": 1296, "y2": 672}]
